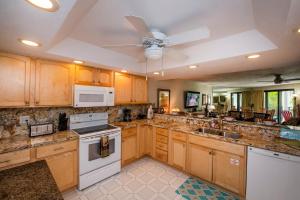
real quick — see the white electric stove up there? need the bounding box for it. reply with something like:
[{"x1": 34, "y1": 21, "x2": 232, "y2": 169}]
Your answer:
[{"x1": 70, "y1": 113, "x2": 121, "y2": 190}]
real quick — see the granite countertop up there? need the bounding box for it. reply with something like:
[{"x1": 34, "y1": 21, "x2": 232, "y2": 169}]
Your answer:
[
  {"x1": 0, "y1": 160, "x2": 63, "y2": 200},
  {"x1": 114, "y1": 119, "x2": 300, "y2": 157},
  {"x1": 0, "y1": 130, "x2": 78, "y2": 154}
]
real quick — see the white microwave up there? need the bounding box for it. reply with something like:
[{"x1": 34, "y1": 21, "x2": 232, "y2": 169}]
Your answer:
[{"x1": 74, "y1": 85, "x2": 114, "y2": 107}]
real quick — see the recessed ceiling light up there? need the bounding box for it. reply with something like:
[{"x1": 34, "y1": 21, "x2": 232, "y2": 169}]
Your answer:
[
  {"x1": 189, "y1": 65, "x2": 197, "y2": 69},
  {"x1": 297, "y1": 28, "x2": 300, "y2": 33},
  {"x1": 73, "y1": 60, "x2": 83, "y2": 64},
  {"x1": 247, "y1": 54, "x2": 260, "y2": 59},
  {"x1": 121, "y1": 69, "x2": 127, "y2": 73},
  {"x1": 19, "y1": 39, "x2": 40, "y2": 47},
  {"x1": 26, "y1": 0, "x2": 59, "y2": 12},
  {"x1": 153, "y1": 72, "x2": 160, "y2": 75}
]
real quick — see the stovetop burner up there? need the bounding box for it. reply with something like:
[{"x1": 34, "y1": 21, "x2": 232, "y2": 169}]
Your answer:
[{"x1": 72, "y1": 124, "x2": 118, "y2": 135}]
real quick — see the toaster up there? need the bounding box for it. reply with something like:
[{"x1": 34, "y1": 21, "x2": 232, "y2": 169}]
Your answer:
[{"x1": 29, "y1": 123, "x2": 54, "y2": 137}]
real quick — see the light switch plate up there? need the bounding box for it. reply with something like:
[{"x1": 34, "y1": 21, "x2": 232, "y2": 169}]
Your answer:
[{"x1": 19, "y1": 116, "x2": 30, "y2": 125}]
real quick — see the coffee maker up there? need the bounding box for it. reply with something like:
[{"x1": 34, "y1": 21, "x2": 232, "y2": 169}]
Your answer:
[{"x1": 123, "y1": 109, "x2": 132, "y2": 122}]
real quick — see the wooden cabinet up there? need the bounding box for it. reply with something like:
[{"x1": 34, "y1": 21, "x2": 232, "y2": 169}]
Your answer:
[
  {"x1": 114, "y1": 72, "x2": 148, "y2": 104},
  {"x1": 75, "y1": 65, "x2": 113, "y2": 87},
  {"x1": 169, "y1": 131, "x2": 187, "y2": 171},
  {"x1": 0, "y1": 53, "x2": 31, "y2": 107},
  {"x1": 45, "y1": 151, "x2": 78, "y2": 191},
  {"x1": 0, "y1": 149, "x2": 30, "y2": 169},
  {"x1": 132, "y1": 76, "x2": 147, "y2": 103},
  {"x1": 36, "y1": 140, "x2": 78, "y2": 192},
  {"x1": 187, "y1": 134, "x2": 246, "y2": 196},
  {"x1": 138, "y1": 125, "x2": 153, "y2": 157},
  {"x1": 213, "y1": 150, "x2": 245, "y2": 195},
  {"x1": 188, "y1": 143, "x2": 213, "y2": 182},
  {"x1": 121, "y1": 127, "x2": 138, "y2": 165},
  {"x1": 114, "y1": 72, "x2": 133, "y2": 104},
  {"x1": 154, "y1": 127, "x2": 169, "y2": 163},
  {"x1": 34, "y1": 60, "x2": 74, "y2": 106}
]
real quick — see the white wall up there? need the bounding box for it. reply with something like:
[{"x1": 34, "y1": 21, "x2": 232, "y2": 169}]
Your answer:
[{"x1": 148, "y1": 79, "x2": 212, "y2": 111}]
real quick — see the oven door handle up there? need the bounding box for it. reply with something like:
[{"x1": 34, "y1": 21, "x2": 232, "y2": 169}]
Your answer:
[{"x1": 80, "y1": 133, "x2": 120, "y2": 143}]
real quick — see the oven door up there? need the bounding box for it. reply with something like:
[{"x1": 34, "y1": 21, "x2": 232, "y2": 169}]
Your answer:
[
  {"x1": 74, "y1": 85, "x2": 108, "y2": 107},
  {"x1": 79, "y1": 131, "x2": 121, "y2": 175}
]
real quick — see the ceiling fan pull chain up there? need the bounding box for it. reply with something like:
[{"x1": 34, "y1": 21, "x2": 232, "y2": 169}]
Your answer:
[
  {"x1": 145, "y1": 58, "x2": 148, "y2": 80},
  {"x1": 161, "y1": 48, "x2": 165, "y2": 77}
]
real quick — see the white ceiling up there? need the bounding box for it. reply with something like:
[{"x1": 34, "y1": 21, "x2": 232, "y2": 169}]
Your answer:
[{"x1": 0, "y1": 0, "x2": 299, "y2": 87}]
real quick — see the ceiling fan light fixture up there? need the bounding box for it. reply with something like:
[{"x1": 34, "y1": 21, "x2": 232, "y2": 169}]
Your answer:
[
  {"x1": 144, "y1": 45, "x2": 163, "y2": 60},
  {"x1": 153, "y1": 72, "x2": 160, "y2": 75},
  {"x1": 26, "y1": 0, "x2": 59, "y2": 12},
  {"x1": 247, "y1": 54, "x2": 260, "y2": 59}
]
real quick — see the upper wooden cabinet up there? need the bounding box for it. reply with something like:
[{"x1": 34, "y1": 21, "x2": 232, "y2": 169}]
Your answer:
[
  {"x1": 114, "y1": 72, "x2": 133, "y2": 104},
  {"x1": 0, "y1": 53, "x2": 31, "y2": 107},
  {"x1": 114, "y1": 72, "x2": 148, "y2": 104},
  {"x1": 75, "y1": 65, "x2": 113, "y2": 87},
  {"x1": 34, "y1": 60, "x2": 74, "y2": 106}
]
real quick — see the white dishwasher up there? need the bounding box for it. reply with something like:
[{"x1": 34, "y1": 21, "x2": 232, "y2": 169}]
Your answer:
[{"x1": 246, "y1": 147, "x2": 300, "y2": 200}]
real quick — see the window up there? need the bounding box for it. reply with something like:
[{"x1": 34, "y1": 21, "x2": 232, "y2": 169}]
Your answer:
[
  {"x1": 231, "y1": 92, "x2": 242, "y2": 111},
  {"x1": 264, "y1": 89, "x2": 294, "y2": 122}
]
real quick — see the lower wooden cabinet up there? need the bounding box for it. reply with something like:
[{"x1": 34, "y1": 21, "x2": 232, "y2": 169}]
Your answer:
[
  {"x1": 138, "y1": 125, "x2": 153, "y2": 157},
  {"x1": 213, "y1": 150, "x2": 245, "y2": 195},
  {"x1": 45, "y1": 151, "x2": 78, "y2": 191},
  {"x1": 121, "y1": 127, "x2": 138, "y2": 165},
  {"x1": 154, "y1": 128, "x2": 169, "y2": 163},
  {"x1": 188, "y1": 144, "x2": 213, "y2": 182},
  {"x1": 169, "y1": 131, "x2": 187, "y2": 171},
  {"x1": 187, "y1": 135, "x2": 246, "y2": 196}
]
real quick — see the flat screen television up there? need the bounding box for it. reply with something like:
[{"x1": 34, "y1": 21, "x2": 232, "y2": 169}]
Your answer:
[{"x1": 184, "y1": 91, "x2": 200, "y2": 108}]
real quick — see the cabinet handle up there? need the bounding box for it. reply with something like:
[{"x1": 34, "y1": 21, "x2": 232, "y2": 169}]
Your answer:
[
  {"x1": 25, "y1": 101, "x2": 29, "y2": 105},
  {"x1": 54, "y1": 147, "x2": 64, "y2": 151},
  {"x1": 0, "y1": 160, "x2": 10, "y2": 164},
  {"x1": 35, "y1": 101, "x2": 39, "y2": 105},
  {"x1": 209, "y1": 151, "x2": 212, "y2": 155}
]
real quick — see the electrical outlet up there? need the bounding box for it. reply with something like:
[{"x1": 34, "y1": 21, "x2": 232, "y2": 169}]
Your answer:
[{"x1": 19, "y1": 116, "x2": 30, "y2": 125}]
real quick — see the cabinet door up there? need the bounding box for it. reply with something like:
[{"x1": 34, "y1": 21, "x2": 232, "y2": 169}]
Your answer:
[
  {"x1": 95, "y1": 69, "x2": 113, "y2": 87},
  {"x1": 145, "y1": 126, "x2": 153, "y2": 156},
  {"x1": 75, "y1": 65, "x2": 96, "y2": 85},
  {"x1": 132, "y1": 76, "x2": 147, "y2": 103},
  {"x1": 46, "y1": 151, "x2": 78, "y2": 191},
  {"x1": 213, "y1": 150, "x2": 245, "y2": 195},
  {"x1": 114, "y1": 72, "x2": 132, "y2": 104},
  {"x1": 35, "y1": 60, "x2": 73, "y2": 106},
  {"x1": 0, "y1": 53, "x2": 31, "y2": 107},
  {"x1": 170, "y1": 139, "x2": 186, "y2": 170},
  {"x1": 138, "y1": 125, "x2": 146, "y2": 157},
  {"x1": 188, "y1": 144, "x2": 213, "y2": 182},
  {"x1": 122, "y1": 133, "x2": 137, "y2": 165}
]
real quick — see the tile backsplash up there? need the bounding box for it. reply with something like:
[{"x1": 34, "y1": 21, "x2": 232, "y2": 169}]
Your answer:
[{"x1": 0, "y1": 104, "x2": 149, "y2": 138}]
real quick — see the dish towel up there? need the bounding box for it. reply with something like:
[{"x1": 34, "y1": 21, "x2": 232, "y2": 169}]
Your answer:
[{"x1": 100, "y1": 135, "x2": 109, "y2": 158}]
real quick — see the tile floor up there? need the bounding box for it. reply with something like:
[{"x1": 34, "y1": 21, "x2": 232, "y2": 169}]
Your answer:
[{"x1": 63, "y1": 157, "x2": 239, "y2": 200}]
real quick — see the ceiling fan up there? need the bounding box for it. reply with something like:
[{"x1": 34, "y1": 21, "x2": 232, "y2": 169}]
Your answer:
[
  {"x1": 102, "y1": 16, "x2": 210, "y2": 62},
  {"x1": 258, "y1": 74, "x2": 300, "y2": 84}
]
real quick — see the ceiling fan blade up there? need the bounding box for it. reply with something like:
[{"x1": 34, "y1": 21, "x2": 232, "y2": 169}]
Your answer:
[
  {"x1": 101, "y1": 44, "x2": 143, "y2": 48},
  {"x1": 165, "y1": 48, "x2": 188, "y2": 61},
  {"x1": 283, "y1": 78, "x2": 300, "y2": 82},
  {"x1": 125, "y1": 16, "x2": 153, "y2": 37},
  {"x1": 166, "y1": 26, "x2": 210, "y2": 46}
]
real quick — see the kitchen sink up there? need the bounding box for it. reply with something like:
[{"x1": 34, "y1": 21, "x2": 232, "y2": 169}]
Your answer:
[{"x1": 196, "y1": 127, "x2": 241, "y2": 139}]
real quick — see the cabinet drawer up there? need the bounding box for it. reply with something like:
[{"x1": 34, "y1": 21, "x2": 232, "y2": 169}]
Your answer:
[
  {"x1": 36, "y1": 140, "x2": 77, "y2": 159},
  {"x1": 156, "y1": 142, "x2": 168, "y2": 151},
  {"x1": 156, "y1": 127, "x2": 168, "y2": 137},
  {"x1": 122, "y1": 127, "x2": 137, "y2": 138},
  {"x1": 155, "y1": 148, "x2": 168, "y2": 162},
  {"x1": 0, "y1": 149, "x2": 30, "y2": 168},
  {"x1": 172, "y1": 131, "x2": 187, "y2": 142},
  {"x1": 156, "y1": 134, "x2": 168, "y2": 144},
  {"x1": 189, "y1": 135, "x2": 245, "y2": 156}
]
